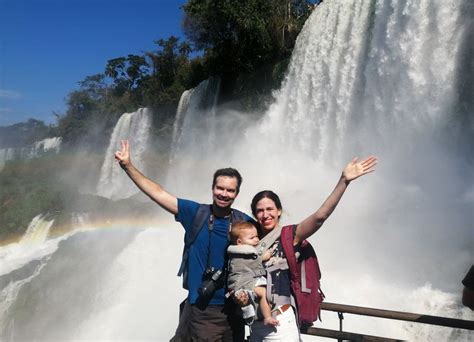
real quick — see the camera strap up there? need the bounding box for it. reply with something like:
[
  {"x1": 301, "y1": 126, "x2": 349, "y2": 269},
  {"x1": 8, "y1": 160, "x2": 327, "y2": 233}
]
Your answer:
[
  {"x1": 206, "y1": 211, "x2": 233, "y2": 269},
  {"x1": 206, "y1": 214, "x2": 214, "y2": 269}
]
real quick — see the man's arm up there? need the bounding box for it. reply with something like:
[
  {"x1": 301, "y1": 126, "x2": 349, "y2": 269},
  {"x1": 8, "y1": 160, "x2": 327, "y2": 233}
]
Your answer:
[
  {"x1": 115, "y1": 140, "x2": 178, "y2": 215},
  {"x1": 294, "y1": 156, "x2": 377, "y2": 245}
]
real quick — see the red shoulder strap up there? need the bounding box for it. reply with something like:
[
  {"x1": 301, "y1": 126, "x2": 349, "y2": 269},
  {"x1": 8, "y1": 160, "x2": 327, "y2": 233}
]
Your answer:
[{"x1": 280, "y1": 225, "x2": 299, "y2": 280}]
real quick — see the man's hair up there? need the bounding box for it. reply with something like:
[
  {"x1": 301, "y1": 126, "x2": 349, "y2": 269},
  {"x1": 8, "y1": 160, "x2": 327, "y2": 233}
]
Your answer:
[
  {"x1": 230, "y1": 221, "x2": 257, "y2": 244},
  {"x1": 212, "y1": 168, "x2": 242, "y2": 193}
]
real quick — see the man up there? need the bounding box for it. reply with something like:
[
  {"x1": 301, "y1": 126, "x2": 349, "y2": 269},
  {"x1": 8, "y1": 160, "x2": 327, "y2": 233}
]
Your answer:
[{"x1": 115, "y1": 140, "x2": 251, "y2": 341}]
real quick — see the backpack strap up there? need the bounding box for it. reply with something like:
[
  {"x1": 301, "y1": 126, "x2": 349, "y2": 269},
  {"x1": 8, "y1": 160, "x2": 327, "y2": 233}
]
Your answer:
[
  {"x1": 230, "y1": 209, "x2": 247, "y2": 225},
  {"x1": 280, "y1": 225, "x2": 298, "y2": 279},
  {"x1": 177, "y1": 204, "x2": 211, "y2": 288}
]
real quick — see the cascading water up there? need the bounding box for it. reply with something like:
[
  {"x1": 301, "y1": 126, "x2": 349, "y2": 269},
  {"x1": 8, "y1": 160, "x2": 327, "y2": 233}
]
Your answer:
[
  {"x1": 96, "y1": 108, "x2": 152, "y2": 200},
  {"x1": 0, "y1": 215, "x2": 55, "y2": 333},
  {"x1": 1, "y1": 0, "x2": 473, "y2": 340},
  {"x1": 0, "y1": 137, "x2": 62, "y2": 172},
  {"x1": 168, "y1": 77, "x2": 221, "y2": 168},
  {"x1": 33, "y1": 137, "x2": 62, "y2": 156},
  {"x1": 0, "y1": 148, "x2": 14, "y2": 172},
  {"x1": 169, "y1": 88, "x2": 194, "y2": 164}
]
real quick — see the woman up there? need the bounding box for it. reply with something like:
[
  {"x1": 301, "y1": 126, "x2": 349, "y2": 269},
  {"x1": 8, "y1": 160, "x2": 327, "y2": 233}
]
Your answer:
[{"x1": 239, "y1": 156, "x2": 377, "y2": 341}]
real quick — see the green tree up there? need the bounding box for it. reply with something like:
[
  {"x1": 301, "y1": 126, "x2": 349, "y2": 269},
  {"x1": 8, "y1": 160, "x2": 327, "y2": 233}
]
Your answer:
[
  {"x1": 182, "y1": 0, "x2": 313, "y2": 77},
  {"x1": 105, "y1": 55, "x2": 149, "y2": 94},
  {"x1": 78, "y1": 74, "x2": 109, "y2": 100},
  {"x1": 141, "y1": 36, "x2": 204, "y2": 108}
]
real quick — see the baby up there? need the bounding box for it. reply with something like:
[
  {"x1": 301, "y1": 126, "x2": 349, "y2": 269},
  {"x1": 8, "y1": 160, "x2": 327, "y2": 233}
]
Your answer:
[{"x1": 227, "y1": 221, "x2": 278, "y2": 326}]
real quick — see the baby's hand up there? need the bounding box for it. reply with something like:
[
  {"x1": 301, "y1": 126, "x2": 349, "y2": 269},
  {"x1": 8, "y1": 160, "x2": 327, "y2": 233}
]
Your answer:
[
  {"x1": 263, "y1": 316, "x2": 279, "y2": 326},
  {"x1": 262, "y1": 249, "x2": 272, "y2": 261}
]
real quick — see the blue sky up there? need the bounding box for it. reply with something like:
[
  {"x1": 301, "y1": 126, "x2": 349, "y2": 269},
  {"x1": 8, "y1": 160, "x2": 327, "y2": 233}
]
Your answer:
[{"x1": 0, "y1": 0, "x2": 186, "y2": 127}]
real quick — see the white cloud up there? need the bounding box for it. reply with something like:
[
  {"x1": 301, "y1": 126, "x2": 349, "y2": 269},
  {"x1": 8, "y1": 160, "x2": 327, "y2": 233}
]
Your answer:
[
  {"x1": 0, "y1": 108, "x2": 13, "y2": 113},
  {"x1": 0, "y1": 89, "x2": 21, "y2": 99}
]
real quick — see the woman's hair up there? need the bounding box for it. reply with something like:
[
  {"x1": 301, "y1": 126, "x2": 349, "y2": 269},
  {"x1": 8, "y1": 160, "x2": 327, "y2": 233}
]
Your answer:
[
  {"x1": 250, "y1": 190, "x2": 283, "y2": 217},
  {"x1": 230, "y1": 221, "x2": 257, "y2": 244}
]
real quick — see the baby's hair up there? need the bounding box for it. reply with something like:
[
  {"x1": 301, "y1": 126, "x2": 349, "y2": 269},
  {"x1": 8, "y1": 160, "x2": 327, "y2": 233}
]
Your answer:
[{"x1": 230, "y1": 221, "x2": 257, "y2": 244}]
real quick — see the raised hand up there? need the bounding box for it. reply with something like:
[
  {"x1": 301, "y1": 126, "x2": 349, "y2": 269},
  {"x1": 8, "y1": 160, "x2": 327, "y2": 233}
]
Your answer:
[
  {"x1": 342, "y1": 155, "x2": 377, "y2": 183},
  {"x1": 114, "y1": 140, "x2": 131, "y2": 169}
]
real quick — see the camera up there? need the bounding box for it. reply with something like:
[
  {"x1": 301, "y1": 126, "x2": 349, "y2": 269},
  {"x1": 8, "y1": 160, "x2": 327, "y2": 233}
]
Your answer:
[{"x1": 198, "y1": 267, "x2": 224, "y2": 299}]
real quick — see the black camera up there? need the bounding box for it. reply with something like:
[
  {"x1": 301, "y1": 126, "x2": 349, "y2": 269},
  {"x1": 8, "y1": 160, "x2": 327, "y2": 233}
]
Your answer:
[{"x1": 198, "y1": 267, "x2": 224, "y2": 299}]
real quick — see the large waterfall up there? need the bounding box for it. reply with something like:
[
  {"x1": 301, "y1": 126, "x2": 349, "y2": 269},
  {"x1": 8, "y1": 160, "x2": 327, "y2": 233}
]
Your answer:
[
  {"x1": 1, "y1": 0, "x2": 473, "y2": 340},
  {"x1": 96, "y1": 108, "x2": 152, "y2": 200},
  {"x1": 169, "y1": 77, "x2": 221, "y2": 166},
  {"x1": 0, "y1": 215, "x2": 55, "y2": 333}
]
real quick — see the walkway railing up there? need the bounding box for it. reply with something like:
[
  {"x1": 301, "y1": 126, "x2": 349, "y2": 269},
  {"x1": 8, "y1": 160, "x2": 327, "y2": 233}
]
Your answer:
[{"x1": 302, "y1": 302, "x2": 474, "y2": 341}]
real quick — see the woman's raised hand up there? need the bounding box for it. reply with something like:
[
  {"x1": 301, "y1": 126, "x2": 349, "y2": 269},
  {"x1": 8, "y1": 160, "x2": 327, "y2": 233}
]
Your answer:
[{"x1": 342, "y1": 155, "x2": 377, "y2": 183}]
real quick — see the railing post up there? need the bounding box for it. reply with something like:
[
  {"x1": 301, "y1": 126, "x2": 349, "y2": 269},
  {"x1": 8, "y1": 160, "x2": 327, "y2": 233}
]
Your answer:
[{"x1": 338, "y1": 311, "x2": 344, "y2": 342}]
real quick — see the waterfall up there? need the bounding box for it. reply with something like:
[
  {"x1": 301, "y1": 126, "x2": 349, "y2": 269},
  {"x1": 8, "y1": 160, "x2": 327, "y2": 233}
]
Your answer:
[
  {"x1": 168, "y1": 77, "x2": 221, "y2": 166},
  {"x1": 0, "y1": 214, "x2": 55, "y2": 276},
  {"x1": 33, "y1": 137, "x2": 62, "y2": 155},
  {"x1": 0, "y1": 148, "x2": 15, "y2": 172},
  {"x1": 0, "y1": 214, "x2": 96, "y2": 341},
  {"x1": 259, "y1": 0, "x2": 465, "y2": 161},
  {"x1": 0, "y1": 226, "x2": 183, "y2": 340},
  {"x1": 0, "y1": 214, "x2": 56, "y2": 334},
  {"x1": 0, "y1": 137, "x2": 62, "y2": 172},
  {"x1": 18, "y1": 214, "x2": 54, "y2": 246},
  {"x1": 169, "y1": 88, "x2": 194, "y2": 164},
  {"x1": 96, "y1": 108, "x2": 152, "y2": 200}
]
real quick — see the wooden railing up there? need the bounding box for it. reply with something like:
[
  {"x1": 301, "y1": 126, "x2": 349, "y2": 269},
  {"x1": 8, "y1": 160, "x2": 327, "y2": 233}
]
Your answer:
[{"x1": 302, "y1": 302, "x2": 474, "y2": 341}]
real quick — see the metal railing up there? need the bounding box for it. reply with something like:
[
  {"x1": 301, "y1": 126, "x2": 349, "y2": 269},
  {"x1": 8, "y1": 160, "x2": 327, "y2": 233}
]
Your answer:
[{"x1": 302, "y1": 302, "x2": 474, "y2": 341}]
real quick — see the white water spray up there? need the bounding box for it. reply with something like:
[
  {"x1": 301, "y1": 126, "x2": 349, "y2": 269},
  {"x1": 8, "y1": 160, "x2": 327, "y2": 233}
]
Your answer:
[
  {"x1": 170, "y1": 88, "x2": 194, "y2": 164},
  {"x1": 96, "y1": 108, "x2": 152, "y2": 199},
  {"x1": 33, "y1": 137, "x2": 62, "y2": 155},
  {"x1": 0, "y1": 137, "x2": 62, "y2": 172},
  {"x1": 168, "y1": 77, "x2": 221, "y2": 167},
  {"x1": 0, "y1": 214, "x2": 56, "y2": 334}
]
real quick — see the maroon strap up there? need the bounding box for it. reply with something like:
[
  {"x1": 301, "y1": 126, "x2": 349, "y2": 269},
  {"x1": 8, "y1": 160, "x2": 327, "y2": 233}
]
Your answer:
[{"x1": 280, "y1": 225, "x2": 299, "y2": 280}]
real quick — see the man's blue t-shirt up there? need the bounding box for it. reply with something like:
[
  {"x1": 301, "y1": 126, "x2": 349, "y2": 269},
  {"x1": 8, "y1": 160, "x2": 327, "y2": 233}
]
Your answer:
[{"x1": 175, "y1": 198, "x2": 252, "y2": 305}]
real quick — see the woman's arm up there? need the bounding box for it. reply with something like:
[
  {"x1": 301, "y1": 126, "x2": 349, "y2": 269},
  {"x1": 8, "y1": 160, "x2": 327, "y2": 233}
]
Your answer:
[{"x1": 294, "y1": 156, "x2": 377, "y2": 245}]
